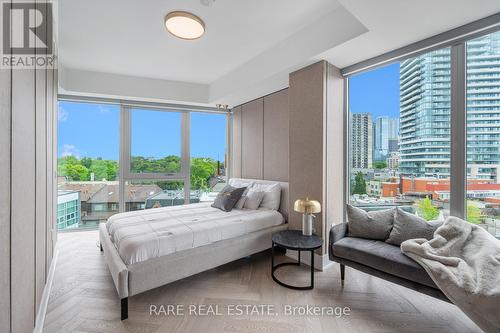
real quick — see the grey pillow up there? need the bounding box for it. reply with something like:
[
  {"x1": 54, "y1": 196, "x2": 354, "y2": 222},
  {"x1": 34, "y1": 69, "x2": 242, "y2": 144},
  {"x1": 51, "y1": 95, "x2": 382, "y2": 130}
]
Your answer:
[
  {"x1": 346, "y1": 205, "x2": 394, "y2": 240},
  {"x1": 211, "y1": 185, "x2": 247, "y2": 212},
  {"x1": 386, "y1": 207, "x2": 443, "y2": 246}
]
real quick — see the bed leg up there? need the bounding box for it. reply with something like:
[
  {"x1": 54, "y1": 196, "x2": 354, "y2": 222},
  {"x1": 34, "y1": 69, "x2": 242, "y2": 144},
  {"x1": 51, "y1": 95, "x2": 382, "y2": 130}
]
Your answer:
[
  {"x1": 100, "y1": 242, "x2": 103, "y2": 252},
  {"x1": 121, "y1": 297, "x2": 128, "y2": 320}
]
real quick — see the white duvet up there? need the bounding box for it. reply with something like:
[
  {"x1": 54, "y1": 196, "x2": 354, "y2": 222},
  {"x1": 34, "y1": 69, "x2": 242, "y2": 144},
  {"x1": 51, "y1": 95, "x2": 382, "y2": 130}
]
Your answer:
[{"x1": 106, "y1": 202, "x2": 284, "y2": 265}]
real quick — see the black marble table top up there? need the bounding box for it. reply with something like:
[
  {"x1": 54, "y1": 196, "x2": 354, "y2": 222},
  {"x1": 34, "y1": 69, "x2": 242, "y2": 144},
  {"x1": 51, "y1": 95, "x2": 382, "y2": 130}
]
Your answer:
[{"x1": 272, "y1": 230, "x2": 323, "y2": 251}]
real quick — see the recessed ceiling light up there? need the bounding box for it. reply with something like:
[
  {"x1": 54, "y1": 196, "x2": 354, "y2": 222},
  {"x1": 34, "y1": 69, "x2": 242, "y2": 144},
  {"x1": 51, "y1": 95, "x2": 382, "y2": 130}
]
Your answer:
[{"x1": 164, "y1": 11, "x2": 205, "y2": 40}]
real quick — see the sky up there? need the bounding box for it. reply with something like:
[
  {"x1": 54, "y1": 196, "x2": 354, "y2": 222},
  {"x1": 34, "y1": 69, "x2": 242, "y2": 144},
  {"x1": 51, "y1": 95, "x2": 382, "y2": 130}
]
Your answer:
[
  {"x1": 348, "y1": 62, "x2": 400, "y2": 119},
  {"x1": 58, "y1": 101, "x2": 227, "y2": 161}
]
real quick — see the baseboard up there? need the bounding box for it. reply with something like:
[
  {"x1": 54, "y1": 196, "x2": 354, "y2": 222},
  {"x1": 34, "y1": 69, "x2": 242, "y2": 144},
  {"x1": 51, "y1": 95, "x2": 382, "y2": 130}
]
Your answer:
[
  {"x1": 34, "y1": 249, "x2": 59, "y2": 333},
  {"x1": 285, "y1": 250, "x2": 333, "y2": 271}
]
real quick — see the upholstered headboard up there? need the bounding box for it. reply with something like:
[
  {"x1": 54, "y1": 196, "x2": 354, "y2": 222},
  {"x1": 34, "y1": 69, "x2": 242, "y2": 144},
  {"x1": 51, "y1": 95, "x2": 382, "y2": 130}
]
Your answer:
[{"x1": 229, "y1": 178, "x2": 289, "y2": 222}]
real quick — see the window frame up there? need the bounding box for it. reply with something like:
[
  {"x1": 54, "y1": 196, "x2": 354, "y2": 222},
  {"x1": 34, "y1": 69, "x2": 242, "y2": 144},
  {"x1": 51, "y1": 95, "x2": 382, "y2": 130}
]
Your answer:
[
  {"x1": 121, "y1": 105, "x2": 189, "y2": 180},
  {"x1": 119, "y1": 105, "x2": 191, "y2": 212},
  {"x1": 343, "y1": 26, "x2": 500, "y2": 222},
  {"x1": 57, "y1": 96, "x2": 230, "y2": 220}
]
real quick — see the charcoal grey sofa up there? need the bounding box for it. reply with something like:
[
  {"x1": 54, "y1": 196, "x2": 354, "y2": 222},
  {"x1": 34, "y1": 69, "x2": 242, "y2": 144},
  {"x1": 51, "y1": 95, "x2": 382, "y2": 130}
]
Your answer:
[{"x1": 329, "y1": 223, "x2": 451, "y2": 302}]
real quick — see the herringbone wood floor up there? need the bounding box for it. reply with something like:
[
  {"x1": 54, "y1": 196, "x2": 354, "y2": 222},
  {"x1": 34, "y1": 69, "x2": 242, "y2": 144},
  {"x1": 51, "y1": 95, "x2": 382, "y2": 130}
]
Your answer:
[{"x1": 43, "y1": 230, "x2": 481, "y2": 333}]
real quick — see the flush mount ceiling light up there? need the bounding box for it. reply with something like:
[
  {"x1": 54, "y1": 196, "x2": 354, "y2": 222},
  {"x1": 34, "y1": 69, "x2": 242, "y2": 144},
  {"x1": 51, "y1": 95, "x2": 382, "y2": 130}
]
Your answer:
[{"x1": 165, "y1": 11, "x2": 205, "y2": 40}]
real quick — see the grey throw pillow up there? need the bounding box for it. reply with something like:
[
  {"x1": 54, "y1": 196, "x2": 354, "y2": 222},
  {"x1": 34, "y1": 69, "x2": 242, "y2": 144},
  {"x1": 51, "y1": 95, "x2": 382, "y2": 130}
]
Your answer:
[
  {"x1": 211, "y1": 185, "x2": 247, "y2": 212},
  {"x1": 386, "y1": 207, "x2": 443, "y2": 246},
  {"x1": 347, "y1": 205, "x2": 395, "y2": 240}
]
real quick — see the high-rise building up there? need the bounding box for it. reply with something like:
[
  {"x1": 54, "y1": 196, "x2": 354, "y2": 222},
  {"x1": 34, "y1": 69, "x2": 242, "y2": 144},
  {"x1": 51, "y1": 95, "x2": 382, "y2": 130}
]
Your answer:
[
  {"x1": 399, "y1": 31, "x2": 500, "y2": 180},
  {"x1": 387, "y1": 151, "x2": 400, "y2": 170},
  {"x1": 399, "y1": 48, "x2": 452, "y2": 177},
  {"x1": 466, "y1": 32, "x2": 500, "y2": 181},
  {"x1": 373, "y1": 116, "x2": 399, "y2": 161},
  {"x1": 351, "y1": 113, "x2": 373, "y2": 168}
]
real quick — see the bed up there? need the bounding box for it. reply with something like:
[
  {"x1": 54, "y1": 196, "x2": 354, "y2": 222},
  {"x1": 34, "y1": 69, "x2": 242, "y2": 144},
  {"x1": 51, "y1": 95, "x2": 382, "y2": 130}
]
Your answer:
[{"x1": 99, "y1": 178, "x2": 289, "y2": 320}]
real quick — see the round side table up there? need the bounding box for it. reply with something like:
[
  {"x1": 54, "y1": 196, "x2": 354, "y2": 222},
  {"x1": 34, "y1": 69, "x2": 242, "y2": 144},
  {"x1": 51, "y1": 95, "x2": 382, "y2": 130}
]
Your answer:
[{"x1": 271, "y1": 230, "x2": 323, "y2": 290}]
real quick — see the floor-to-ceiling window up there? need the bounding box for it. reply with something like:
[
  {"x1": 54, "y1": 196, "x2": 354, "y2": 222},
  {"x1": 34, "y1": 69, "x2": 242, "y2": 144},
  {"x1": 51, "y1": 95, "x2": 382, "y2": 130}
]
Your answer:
[
  {"x1": 347, "y1": 29, "x2": 500, "y2": 238},
  {"x1": 190, "y1": 112, "x2": 228, "y2": 202},
  {"x1": 466, "y1": 31, "x2": 500, "y2": 237},
  {"x1": 57, "y1": 101, "x2": 229, "y2": 231},
  {"x1": 57, "y1": 101, "x2": 120, "y2": 230},
  {"x1": 348, "y1": 47, "x2": 452, "y2": 219},
  {"x1": 123, "y1": 108, "x2": 188, "y2": 212}
]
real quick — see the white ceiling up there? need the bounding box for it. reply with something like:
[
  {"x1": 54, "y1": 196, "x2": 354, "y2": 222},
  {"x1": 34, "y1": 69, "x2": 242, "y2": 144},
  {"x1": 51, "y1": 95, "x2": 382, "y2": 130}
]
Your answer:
[
  {"x1": 58, "y1": 0, "x2": 500, "y2": 106},
  {"x1": 322, "y1": 0, "x2": 500, "y2": 69},
  {"x1": 59, "y1": 0, "x2": 341, "y2": 84}
]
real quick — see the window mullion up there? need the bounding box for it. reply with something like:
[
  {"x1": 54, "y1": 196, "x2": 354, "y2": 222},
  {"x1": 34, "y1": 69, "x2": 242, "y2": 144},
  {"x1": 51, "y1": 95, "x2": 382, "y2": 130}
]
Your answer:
[
  {"x1": 118, "y1": 105, "x2": 129, "y2": 213},
  {"x1": 450, "y1": 43, "x2": 467, "y2": 219},
  {"x1": 182, "y1": 112, "x2": 191, "y2": 204}
]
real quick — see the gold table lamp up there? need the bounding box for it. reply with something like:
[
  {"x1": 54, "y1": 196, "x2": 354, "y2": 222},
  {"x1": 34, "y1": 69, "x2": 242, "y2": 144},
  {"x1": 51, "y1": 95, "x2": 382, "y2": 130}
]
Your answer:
[{"x1": 294, "y1": 198, "x2": 321, "y2": 236}]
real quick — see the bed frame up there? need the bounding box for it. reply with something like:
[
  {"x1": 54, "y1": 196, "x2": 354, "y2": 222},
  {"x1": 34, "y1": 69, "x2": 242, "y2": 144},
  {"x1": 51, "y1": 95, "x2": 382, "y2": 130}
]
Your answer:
[{"x1": 99, "y1": 179, "x2": 289, "y2": 320}]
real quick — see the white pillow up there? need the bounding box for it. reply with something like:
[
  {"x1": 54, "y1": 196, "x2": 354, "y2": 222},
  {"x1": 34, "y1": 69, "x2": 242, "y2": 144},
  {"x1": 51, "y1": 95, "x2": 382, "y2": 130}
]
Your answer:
[
  {"x1": 229, "y1": 179, "x2": 254, "y2": 208},
  {"x1": 243, "y1": 190, "x2": 265, "y2": 210},
  {"x1": 250, "y1": 183, "x2": 281, "y2": 210},
  {"x1": 229, "y1": 179, "x2": 253, "y2": 188},
  {"x1": 235, "y1": 196, "x2": 247, "y2": 209}
]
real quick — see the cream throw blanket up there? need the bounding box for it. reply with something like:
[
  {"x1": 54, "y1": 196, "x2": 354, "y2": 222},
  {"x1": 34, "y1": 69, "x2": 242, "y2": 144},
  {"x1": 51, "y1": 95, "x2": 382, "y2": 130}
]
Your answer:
[{"x1": 401, "y1": 216, "x2": 500, "y2": 333}]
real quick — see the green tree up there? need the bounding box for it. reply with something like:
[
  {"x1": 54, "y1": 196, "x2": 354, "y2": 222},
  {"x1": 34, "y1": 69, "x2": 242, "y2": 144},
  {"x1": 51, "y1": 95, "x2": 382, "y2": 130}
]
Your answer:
[
  {"x1": 417, "y1": 196, "x2": 439, "y2": 221},
  {"x1": 64, "y1": 164, "x2": 89, "y2": 181},
  {"x1": 88, "y1": 159, "x2": 117, "y2": 181},
  {"x1": 58, "y1": 156, "x2": 118, "y2": 181},
  {"x1": 467, "y1": 203, "x2": 483, "y2": 224},
  {"x1": 157, "y1": 180, "x2": 184, "y2": 190},
  {"x1": 105, "y1": 160, "x2": 118, "y2": 180},
  {"x1": 131, "y1": 155, "x2": 181, "y2": 173},
  {"x1": 352, "y1": 172, "x2": 367, "y2": 195},
  {"x1": 191, "y1": 157, "x2": 218, "y2": 190},
  {"x1": 80, "y1": 157, "x2": 92, "y2": 169},
  {"x1": 89, "y1": 159, "x2": 108, "y2": 180},
  {"x1": 373, "y1": 161, "x2": 387, "y2": 169},
  {"x1": 58, "y1": 155, "x2": 79, "y2": 168}
]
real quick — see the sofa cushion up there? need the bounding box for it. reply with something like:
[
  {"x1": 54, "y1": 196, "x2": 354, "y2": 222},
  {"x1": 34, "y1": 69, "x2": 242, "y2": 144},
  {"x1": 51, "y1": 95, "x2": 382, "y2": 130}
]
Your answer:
[
  {"x1": 386, "y1": 208, "x2": 443, "y2": 246},
  {"x1": 346, "y1": 205, "x2": 394, "y2": 241},
  {"x1": 331, "y1": 237, "x2": 437, "y2": 288}
]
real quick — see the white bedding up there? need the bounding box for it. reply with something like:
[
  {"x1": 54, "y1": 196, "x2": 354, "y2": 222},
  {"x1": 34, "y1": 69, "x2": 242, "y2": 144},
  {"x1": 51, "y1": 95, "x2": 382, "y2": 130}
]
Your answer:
[{"x1": 106, "y1": 202, "x2": 284, "y2": 265}]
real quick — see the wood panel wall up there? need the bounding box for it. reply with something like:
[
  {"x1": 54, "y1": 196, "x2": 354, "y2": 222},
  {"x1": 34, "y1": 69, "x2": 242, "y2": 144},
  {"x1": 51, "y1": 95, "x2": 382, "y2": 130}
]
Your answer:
[
  {"x1": 0, "y1": 32, "x2": 12, "y2": 333},
  {"x1": 231, "y1": 106, "x2": 242, "y2": 178},
  {"x1": 289, "y1": 62, "x2": 326, "y2": 243},
  {"x1": 288, "y1": 61, "x2": 344, "y2": 256},
  {"x1": 0, "y1": 1, "x2": 58, "y2": 331},
  {"x1": 231, "y1": 89, "x2": 289, "y2": 182},
  {"x1": 263, "y1": 90, "x2": 289, "y2": 181},
  {"x1": 241, "y1": 98, "x2": 264, "y2": 179}
]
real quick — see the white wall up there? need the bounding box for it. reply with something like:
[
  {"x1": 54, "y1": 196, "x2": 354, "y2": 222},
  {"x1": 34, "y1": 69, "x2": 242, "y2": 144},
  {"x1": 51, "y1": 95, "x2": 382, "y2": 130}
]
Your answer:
[{"x1": 59, "y1": 66, "x2": 209, "y2": 104}]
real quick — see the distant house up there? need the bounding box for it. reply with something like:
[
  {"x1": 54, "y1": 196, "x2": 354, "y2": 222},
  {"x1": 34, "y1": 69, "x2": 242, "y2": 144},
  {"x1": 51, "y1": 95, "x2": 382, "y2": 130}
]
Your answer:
[
  {"x1": 145, "y1": 190, "x2": 201, "y2": 209},
  {"x1": 58, "y1": 181, "x2": 163, "y2": 228}
]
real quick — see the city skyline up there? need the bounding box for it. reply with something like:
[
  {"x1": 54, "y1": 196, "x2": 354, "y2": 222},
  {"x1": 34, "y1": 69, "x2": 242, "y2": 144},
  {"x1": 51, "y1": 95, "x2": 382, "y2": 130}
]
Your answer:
[{"x1": 350, "y1": 31, "x2": 500, "y2": 179}]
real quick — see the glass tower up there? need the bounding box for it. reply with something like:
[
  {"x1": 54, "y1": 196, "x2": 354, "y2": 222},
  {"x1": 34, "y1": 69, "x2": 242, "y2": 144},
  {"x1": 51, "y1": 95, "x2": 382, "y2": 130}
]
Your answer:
[
  {"x1": 399, "y1": 31, "x2": 500, "y2": 180},
  {"x1": 466, "y1": 32, "x2": 500, "y2": 181},
  {"x1": 373, "y1": 116, "x2": 399, "y2": 161},
  {"x1": 399, "y1": 48, "x2": 452, "y2": 178}
]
